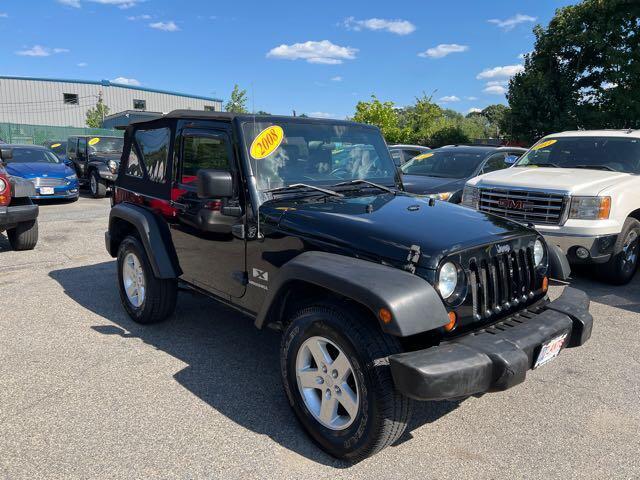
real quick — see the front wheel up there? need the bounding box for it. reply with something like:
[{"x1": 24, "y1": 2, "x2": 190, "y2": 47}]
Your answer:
[
  {"x1": 89, "y1": 170, "x2": 107, "y2": 198},
  {"x1": 280, "y1": 303, "x2": 412, "y2": 461},
  {"x1": 7, "y1": 219, "x2": 38, "y2": 250},
  {"x1": 117, "y1": 235, "x2": 177, "y2": 324},
  {"x1": 600, "y1": 218, "x2": 640, "y2": 285}
]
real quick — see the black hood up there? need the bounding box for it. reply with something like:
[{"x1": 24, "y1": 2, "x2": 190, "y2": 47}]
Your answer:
[
  {"x1": 264, "y1": 192, "x2": 534, "y2": 270},
  {"x1": 401, "y1": 175, "x2": 466, "y2": 195}
]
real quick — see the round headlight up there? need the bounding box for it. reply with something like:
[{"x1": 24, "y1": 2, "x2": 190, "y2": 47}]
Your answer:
[
  {"x1": 108, "y1": 160, "x2": 118, "y2": 172},
  {"x1": 438, "y1": 262, "x2": 458, "y2": 299},
  {"x1": 0, "y1": 177, "x2": 7, "y2": 195},
  {"x1": 534, "y1": 239, "x2": 545, "y2": 266}
]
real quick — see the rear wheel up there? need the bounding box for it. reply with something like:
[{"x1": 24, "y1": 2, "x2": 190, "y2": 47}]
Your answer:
[
  {"x1": 7, "y1": 220, "x2": 38, "y2": 250},
  {"x1": 89, "y1": 170, "x2": 107, "y2": 198},
  {"x1": 280, "y1": 302, "x2": 412, "y2": 461},
  {"x1": 117, "y1": 235, "x2": 177, "y2": 324},
  {"x1": 600, "y1": 218, "x2": 640, "y2": 285}
]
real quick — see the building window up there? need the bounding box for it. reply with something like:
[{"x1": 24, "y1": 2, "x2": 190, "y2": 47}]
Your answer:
[
  {"x1": 204, "y1": 105, "x2": 216, "y2": 111},
  {"x1": 63, "y1": 93, "x2": 79, "y2": 105},
  {"x1": 133, "y1": 99, "x2": 146, "y2": 110}
]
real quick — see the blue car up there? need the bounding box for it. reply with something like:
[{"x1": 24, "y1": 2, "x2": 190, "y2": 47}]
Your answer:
[{"x1": 2, "y1": 144, "x2": 79, "y2": 200}]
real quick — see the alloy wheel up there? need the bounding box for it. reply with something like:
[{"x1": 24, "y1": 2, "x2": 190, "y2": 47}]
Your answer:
[
  {"x1": 122, "y1": 252, "x2": 146, "y2": 307},
  {"x1": 621, "y1": 230, "x2": 639, "y2": 274}
]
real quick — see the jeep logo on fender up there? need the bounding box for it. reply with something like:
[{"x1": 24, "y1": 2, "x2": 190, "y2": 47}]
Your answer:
[{"x1": 498, "y1": 198, "x2": 534, "y2": 210}]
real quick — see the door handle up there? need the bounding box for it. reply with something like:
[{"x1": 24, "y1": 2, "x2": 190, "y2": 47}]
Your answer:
[{"x1": 170, "y1": 200, "x2": 188, "y2": 212}]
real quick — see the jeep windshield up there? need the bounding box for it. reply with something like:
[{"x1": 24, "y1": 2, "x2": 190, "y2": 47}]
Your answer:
[
  {"x1": 241, "y1": 120, "x2": 398, "y2": 195},
  {"x1": 401, "y1": 150, "x2": 485, "y2": 178},
  {"x1": 516, "y1": 136, "x2": 640, "y2": 174},
  {"x1": 88, "y1": 137, "x2": 124, "y2": 154}
]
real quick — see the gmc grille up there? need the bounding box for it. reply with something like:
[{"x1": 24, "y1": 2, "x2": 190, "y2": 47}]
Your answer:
[
  {"x1": 478, "y1": 187, "x2": 568, "y2": 225},
  {"x1": 32, "y1": 177, "x2": 66, "y2": 187},
  {"x1": 467, "y1": 247, "x2": 537, "y2": 320}
]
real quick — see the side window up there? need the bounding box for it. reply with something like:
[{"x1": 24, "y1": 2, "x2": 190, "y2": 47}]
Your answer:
[
  {"x1": 505, "y1": 152, "x2": 521, "y2": 165},
  {"x1": 67, "y1": 139, "x2": 77, "y2": 156},
  {"x1": 390, "y1": 150, "x2": 402, "y2": 166},
  {"x1": 482, "y1": 153, "x2": 508, "y2": 174},
  {"x1": 181, "y1": 134, "x2": 230, "y2": 186},
  {"x1": 77, "y1": 138, "x2": 87, "y2": 157},
  {"x1": 126, "y1": 145, "x2": 144, "y2": 178},
  {"x1": 135, "y1": 128, "x2": 171, "y2": 183},
  {"x1": 404, "y1": 149, "x2": 421, "y2": 161}
]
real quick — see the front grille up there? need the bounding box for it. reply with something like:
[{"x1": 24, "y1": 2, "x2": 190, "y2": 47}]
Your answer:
[
  {"x1": 478, "y1": 188, "x2": 567, "y2": 225},
  {"x1": 467, "y1": 247, "x2": 537, "y2": 320},
  {"x1": 32, "y1": 177, "x2": 66, "y2": 187}
]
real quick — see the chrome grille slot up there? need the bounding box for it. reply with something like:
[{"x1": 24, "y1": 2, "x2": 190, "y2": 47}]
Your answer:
[
  {"x1": 477, "y1": 187, "x2": 567, "y2": 225},
  {"x1": 32, "y1": 177, "x2": 66, "y2": 187},
  {"x1": 468, "y1": 246, "x2": 537, "y2": 320}
]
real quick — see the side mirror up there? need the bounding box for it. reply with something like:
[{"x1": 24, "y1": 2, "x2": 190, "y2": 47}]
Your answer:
[
  {"x1": 0, "y1": 147, "x2": 13, "y2": 163},
  {"x1": 64, "y1": 159, "x2": 73, "y2": 167},
  {"x1": 197, "y1": 169, "x2": 233, "y2": 199}
]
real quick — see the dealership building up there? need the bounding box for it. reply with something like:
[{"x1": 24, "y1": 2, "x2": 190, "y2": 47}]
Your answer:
[{"x1": 0, "y1": 76, "x2": 223, "y2": 128}]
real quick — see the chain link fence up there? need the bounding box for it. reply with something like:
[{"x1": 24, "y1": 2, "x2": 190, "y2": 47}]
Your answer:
[{"x1": 0, "y1": 122, "x2": 122, "y2": 146}]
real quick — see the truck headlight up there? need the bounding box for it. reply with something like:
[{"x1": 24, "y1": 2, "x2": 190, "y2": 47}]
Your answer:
[
  {"x1": 427, "y1": 191, "x2": 454, "y2": 201},
  {"x1": 569, "y1": 196, "x2": 611, "y2": 220},
  {"x1": 108, "y1": 160, "x2": 118, "y2": 174},
  {"x1": 437, "y1": 262, "x2": 458, "y2": 299},
  {"x1": 461, "y1": 186, "x2": 479, "y2": 208},
  {"x1": 534, "y1": 239, "x2": 545, "y2": 266}
]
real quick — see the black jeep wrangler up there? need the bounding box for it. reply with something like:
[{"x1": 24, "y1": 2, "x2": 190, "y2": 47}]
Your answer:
[
  {"x1": 0, "y1": 147, "x2": 39, "y2": 250},
  {"x1": 67, "y1": 135, "x2": 124, "y2": 198},
  {"x1": 105, "y1": 112, "x2": 593, "y2": 461}
]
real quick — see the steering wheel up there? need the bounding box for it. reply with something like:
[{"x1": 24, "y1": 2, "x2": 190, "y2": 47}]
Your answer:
[{"x1": 330, "y1": 167, "x2": 351, "y2": 177}]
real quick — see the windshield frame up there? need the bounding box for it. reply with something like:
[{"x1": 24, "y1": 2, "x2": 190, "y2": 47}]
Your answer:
[
  {"x1": 237, "y1": 117, "x2": 401, "y2": 202},
  {"x1": 515, "y1": 135, "x2": 640, "y2": 174}
]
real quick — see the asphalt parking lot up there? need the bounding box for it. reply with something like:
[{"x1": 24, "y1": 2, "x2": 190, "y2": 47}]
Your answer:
[{"x1": 1, "y1": 196, "x2": 639, "y2": 479}]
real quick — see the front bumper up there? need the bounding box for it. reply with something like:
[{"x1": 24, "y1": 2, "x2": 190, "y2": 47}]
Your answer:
[
  {"x1": 0, "y1": 203, "x2": 39, "y2": 229},
  {"x1": 541, "y1": 232, "x2": 617, "y2": 264},
  {"x1": 389, "y1": 287, "x2": 592, "y2": 401}
]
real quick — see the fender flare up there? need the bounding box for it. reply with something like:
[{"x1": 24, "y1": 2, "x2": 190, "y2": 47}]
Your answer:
[
  {"x1": 255, "y1": 251, "x2": 450, "y2": 337},
  {"x1": 547, "y1": 243, "x2": 571, "y2": 281},
  {"x1": 107, "y1": 203, "x2": 181, "y2": 279}
]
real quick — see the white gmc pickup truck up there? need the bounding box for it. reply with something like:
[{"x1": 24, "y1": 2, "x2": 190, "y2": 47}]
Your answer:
[{"x1": 462, "y1": 130, "x2": 640, "y2": 284}]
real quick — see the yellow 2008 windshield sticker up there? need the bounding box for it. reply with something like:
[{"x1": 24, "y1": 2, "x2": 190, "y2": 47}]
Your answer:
[
  {"x1": 250, "y1": 126, "x2": 284, "y2": 160},
  {"x1": 414, "y1": 152, "x2": 434, "y2": 161},
  {"x1": 88, "y1": 137, "x2": 101, "y2": 146},
  {"x1": 532, "y1": 139, "x2": 557, "y2": 151},
  {"x1": 51, "y1": 143, "x2": 62, "y2": 148}
]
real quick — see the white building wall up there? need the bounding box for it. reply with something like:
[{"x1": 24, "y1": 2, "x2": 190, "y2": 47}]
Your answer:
[{"x1": 0, "y1": 77, "x2": 223, "y2": 128}]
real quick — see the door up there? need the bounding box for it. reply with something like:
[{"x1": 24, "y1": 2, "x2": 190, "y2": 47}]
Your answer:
[
  {"x1": 169, "y1": 126, "x2": 246, "y2": 299},
  {"x1": 76, "y1": 137, "x2": 88, "y2": 179}
]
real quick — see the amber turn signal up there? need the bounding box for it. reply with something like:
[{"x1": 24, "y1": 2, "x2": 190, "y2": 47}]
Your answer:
[
  {"x1": 542, "y1": 276, "x2": 549, "y2": 292},
  {"x1": 378, "y1": 308, "x2": 393, "y2": 324},
  {"x1": 598, "y1": 196, "x2": 611, "y2": 220},
  {"x1": 444, "y1": 311, "x2": 457, "y2": 332}
]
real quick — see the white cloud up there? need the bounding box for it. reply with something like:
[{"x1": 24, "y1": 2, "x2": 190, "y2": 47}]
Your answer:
[
  {"x1": 342, "y1": 17, "x2": 416, "y2": 35},
  {"x1": 16, "y1": 45, "x2": 70, "y2": 57},
  {"x1": 91, "y1": 0, "x2": 140, "y2": 8},
  {"x1": 466, "y1": 96, "x2": 478, "y2": 101},
  {"x1": 486, "y1": 80, "x2": 508, "y2": 87},
  {"x1": 0, "y1": 12, "x2": 8, "y2": 17},
  {"x1": 331, "y1": 76, "x2": 343, "y2": 82},
  {"x1": 267, "y1": 40, "x2": 358, "y2": 65},
  {"x1": 468, "y1": 108, "x2": 482, "y2": 114},
  {"x1": 58, "y1": 0, "x2": 81, "y2": 7},
  {"x1": 77, "y1": 62, "x2": 88, "y2": 67},
  {"x1": 112, "y1": 76, "x2": 141, "y2": 86},
  {"x1": 309, "y1": 112, "x2": 337, "y2": 119},
  {"x1": 127, "y1": 14, "x2": 151, "y2": 21},
  {"x1": 149, "y1": 21, "x2": 180, "y2": 32},
  {"x1": 439, "y1": 95, "x2": 461, "y2": 103},
  {"x1": 483, "y1": 85, "x2": 507, "y2": 95},
  {"x1": 418, "y1": 43, "x2": 468, "y2": 59},
  {"x1": 477, "y1": 64, "x2": 524, "y2": 80},
  {"x1": 488, "y1": 13, "x2": 537, "y2": 31}
]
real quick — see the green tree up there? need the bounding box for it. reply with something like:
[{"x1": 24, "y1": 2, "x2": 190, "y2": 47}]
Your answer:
[
  {"x1": 225, "y1": 84, "x2": 249, "y2": 113},
  {"x1": 353, "y1": 95, "x2": 408, "y2": 143},
  {"x1": 507, "y1": 0, "x2": 640, "y2": 142},
  {"x1": 85, "y1": 97, "x2": 110, "y2": 128}
]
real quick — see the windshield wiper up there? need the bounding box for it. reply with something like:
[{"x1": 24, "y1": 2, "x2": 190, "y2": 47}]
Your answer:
[
  {"x1": 573, "y1": 164, "x2": 618, "y2": 172},
  {"x1": 265, "y1": 183, "x2": 343, "y2": 198},
  {"x1": 333, "y1": 179, "x2": 396, "y2": 194}
]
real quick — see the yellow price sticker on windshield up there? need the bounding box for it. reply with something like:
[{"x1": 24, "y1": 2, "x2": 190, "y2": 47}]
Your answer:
[
  {"x1": 532, "y1": 139, "x2": 557, "y2": 151},
  {"x1": 250, "y1": 126, "x2": 284, "y2": 159},
  {"x1": 51, "y1": 143, "x2": 62, "y2": 148},
  {"x1": 88, "y1": 137, "x2": 101, "y2": 146},
  {"x1": 414, "y1": 152, "x2": 434, "y2": 161}
]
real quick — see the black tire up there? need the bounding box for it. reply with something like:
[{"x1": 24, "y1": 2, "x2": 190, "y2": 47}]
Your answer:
[
  {"x1": 280, "y1": 302, "x2": 412, "y2": 461},
  {"x1": 7, "y1": 220, "x2": 38, "y2": 251},
  {"x1": 89, "y1": 170, "x2": 107, "y2": 199},
  {"x1": 117, "y1": 235, "x2": 177, "y2": 324},
  {"x1": 600, "y1": 217, "x2": 640, "y2": 285}
]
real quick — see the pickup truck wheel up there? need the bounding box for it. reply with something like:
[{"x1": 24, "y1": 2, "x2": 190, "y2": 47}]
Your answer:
[
  {"x1": 600, "y1": 218, "x2": 640, "y2": 285},
  {"x1": 117, "y1": 235, "x2": 177, "y2": 324},
  {"x1": 281, "y1": 303, "x2": 412, "y2": 461},
  {"x1": 7, "y1": 220, "x2": 38, "y2": 251},
  {"x1": 89, "y1": 170, "x2": 107, "y2": 198}
]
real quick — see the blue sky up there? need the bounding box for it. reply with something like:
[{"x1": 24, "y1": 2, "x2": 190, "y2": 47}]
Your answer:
[{"x1": 0, "y1": 0, "x2": 577, "y2": 118}]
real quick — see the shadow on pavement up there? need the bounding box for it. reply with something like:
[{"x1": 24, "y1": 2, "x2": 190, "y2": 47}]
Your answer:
[
  {"x1": 568, "y1": 268, "x2": 640, "y2": 314},
  {"x1": 50, "y1": 261, "x2": 459, "y2": 466}
]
